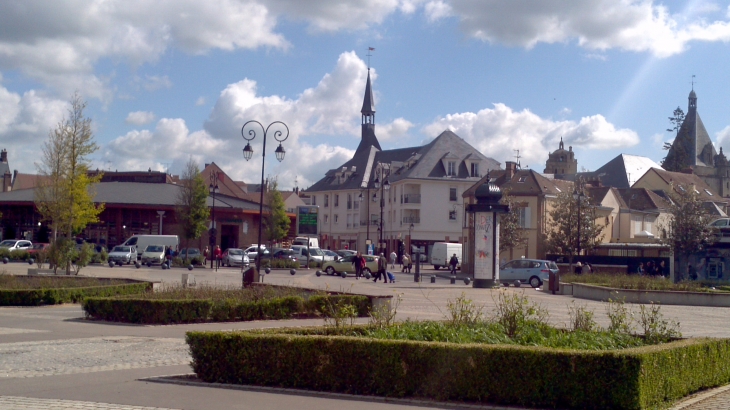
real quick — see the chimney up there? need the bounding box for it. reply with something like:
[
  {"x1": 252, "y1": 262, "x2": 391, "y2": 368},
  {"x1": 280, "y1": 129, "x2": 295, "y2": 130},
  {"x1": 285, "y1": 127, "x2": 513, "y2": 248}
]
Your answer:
[
  {"x1": 505, "y1": 161, "x2": 517, "y2": 179},
  {"x1": 0, "y1": 149, "x2": 7, "y2": 163},
  {"x1": 569, "y1": 146, "x2": 572, "y2": 152},
  {"x1": 3, "y1": 170, "x2": 11, "y2": 192}
]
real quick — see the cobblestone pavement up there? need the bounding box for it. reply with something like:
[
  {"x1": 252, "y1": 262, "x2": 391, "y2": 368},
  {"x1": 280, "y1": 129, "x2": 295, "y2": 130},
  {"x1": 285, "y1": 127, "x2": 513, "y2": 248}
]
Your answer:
[
  {"x1": 0, "y1": 396, "x2": 179, "y2": 410},
  {"x1": 0, "y1": 336, "x2": 189, "y2": 378}
]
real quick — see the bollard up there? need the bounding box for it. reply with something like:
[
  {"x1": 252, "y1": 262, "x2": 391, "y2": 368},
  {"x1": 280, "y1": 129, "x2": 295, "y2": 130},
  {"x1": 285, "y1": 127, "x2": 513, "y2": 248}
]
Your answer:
[
  {"x1": 431, "y1": 275, "x2": 436, "y2": 283},
  {"x1": 290, "y1": 268, "x2": 296, "y2": 275},
  {"x1": 341, "y1": 271, "x2": 347, "y2": 278},
  {"x1": 28, "y1": 258, "x2": 34, "y2": 265},
  {"x1": 414, "y1": 251, "x2": 421, "y2": 282},
  {"x1": 108, "y1": 261, "x2": 114, "y2": 268},
  {"x1": 464, "y1": 277, "x2": 471, "y2": 285},
  {"x1": 187, "y1": 264, "x2": 194, "y2": 271},
  {"x1": 316, "y1": 270, "x2": 322, "y2": 277},
  {"x1": 265, "y1": 267, "x2": 271, "y2": 274},
  {"x1": 450, "y1": 275, "x2": 456, "y2": 284}
]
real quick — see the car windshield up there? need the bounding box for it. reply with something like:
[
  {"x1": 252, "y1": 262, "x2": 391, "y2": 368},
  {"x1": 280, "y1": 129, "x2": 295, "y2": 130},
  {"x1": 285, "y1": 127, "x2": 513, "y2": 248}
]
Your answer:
[
  {"x1": 146, "y1": 245, "x2": 164, "y2": 252},
  {"x1": 0, "y1": 240, "x2": 16, "y2": 247},
  {"x1": 308, "y1": 248, "x2": 324, "y2": 256},
  {"x1": 228, "y1": 249, "x2": 242, "y2": 255},
  {"x1": 112, "y1": 246, "x2": 130, "y2": 253}
]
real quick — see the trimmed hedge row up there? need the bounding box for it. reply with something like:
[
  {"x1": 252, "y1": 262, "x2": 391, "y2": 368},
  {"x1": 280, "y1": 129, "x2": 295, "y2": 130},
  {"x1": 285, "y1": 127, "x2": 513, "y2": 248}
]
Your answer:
[
  {"x1": 186, "y1": 329, "x2": 730, "y2": 410},
  {"x1": 0, "y1": 282, "x2": 151, "y2": 306},
  {"x1": 82, "y1": 294, "x2": 371, "y2": 324}
]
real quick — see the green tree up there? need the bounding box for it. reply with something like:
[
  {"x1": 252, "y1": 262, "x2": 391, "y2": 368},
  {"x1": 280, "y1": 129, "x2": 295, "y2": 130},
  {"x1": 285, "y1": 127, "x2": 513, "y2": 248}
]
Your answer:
[
  {"x1": 264, "y1": 177, "x2": 290, "y2": 246},
  {"x1": 659, "y1": 185, "x2": 714, "y2": 282},
  {"x1": 499, "y1": 190, "x2": 528, "y2": 258},
  {"x1": 35, "y1": 93, "x2": 104, "y2": 274},
  {"x1": 175, "y1": 158, "x2": 210, "y2": 258},
  {"x1": 545, "y1": 185, "x2": 604, "y2": 269},
  {"x1": 662, "y1": 107, "x2": 688, "y2": 171}
]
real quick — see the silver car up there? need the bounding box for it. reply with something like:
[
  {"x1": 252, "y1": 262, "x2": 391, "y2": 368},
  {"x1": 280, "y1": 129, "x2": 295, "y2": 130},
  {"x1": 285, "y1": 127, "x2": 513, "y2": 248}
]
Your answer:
[
  {"x1": 499, "y1": 259, "x2": 559, "y2": 288},
  {"x1": 222, "y1": 248, "x2": 250, "y2": 267},
  {"x1": 108, "y1": 246, "x2": 137, "y2": 265}
]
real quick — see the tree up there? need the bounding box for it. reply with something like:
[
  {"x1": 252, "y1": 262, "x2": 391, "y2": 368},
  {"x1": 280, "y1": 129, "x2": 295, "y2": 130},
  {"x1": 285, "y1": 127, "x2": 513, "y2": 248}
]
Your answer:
[
  {"x1": 662, "y1": 107, "x2": 688, "y2": 171},
  {"x1": 499, "y1": 190, "x2": 528, "y2": 258},
  {"x1": 35, "y1": 92, "x2": 104, "y2": 274},
  {"x1": 264, "y1": 177, "x2": 290, "y2": 246},
  {"x1": 175, "y1": 158, "x2": 210, "y2": 258},
  {"x1": 545, "y1": 185, "x2": 604, "y2": 269},
  {"x1": 659, "y1": 185, "x2": 714, "y2": 282}
]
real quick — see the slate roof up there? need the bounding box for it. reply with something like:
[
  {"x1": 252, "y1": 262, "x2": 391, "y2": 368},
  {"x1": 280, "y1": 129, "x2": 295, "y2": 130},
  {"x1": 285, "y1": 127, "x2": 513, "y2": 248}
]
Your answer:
[
  {"x1": 464, "y1": 168, "x2": 572, "y2": 199},
  {"x1": 569, "y1": 154, "x2": 662, "y2": 188},
  {"x1": 638, "y1": 168, "x2": 727, "y2": 205},
  {"x1": 616, "y1": 188, "x2": 670, "y2": 211},
  {"x1": 665, "y1": 89, "x2": 716, "y2": 167},
  {"x1": 0, "y1": 182, "x2": 265, "y2": 212},
  {"x1": 307, "y1": 130, "x2": 500, "y2": 193},
  {"x1": 361, "y1": 70, "x2": 375, "y2": 116}
]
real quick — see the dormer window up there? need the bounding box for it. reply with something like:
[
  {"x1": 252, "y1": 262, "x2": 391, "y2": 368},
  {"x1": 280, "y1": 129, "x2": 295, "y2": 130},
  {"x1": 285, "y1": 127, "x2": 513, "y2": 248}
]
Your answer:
[
  {"x1": 448, "y1": 161, "x2": 456, "y2": 176},
  {"x1": 518, "y1": 176, "x2": 527, "y2": 183},
  {"x1": 470, "y1": 163, "x2": 479, "y2": 177}
]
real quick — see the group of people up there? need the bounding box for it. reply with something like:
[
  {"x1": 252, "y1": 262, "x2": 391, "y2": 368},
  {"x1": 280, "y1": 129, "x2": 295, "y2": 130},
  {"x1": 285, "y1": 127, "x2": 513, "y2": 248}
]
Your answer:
[
  {"x1": 636, "y1": 260, "x2": 667, "y2": 277},
  {"x1": 573, "y1": 261, "x2": 593, "y2": 274},
  {"x1": 349, "y1": 251, "x2": 395, "y2": 283}
]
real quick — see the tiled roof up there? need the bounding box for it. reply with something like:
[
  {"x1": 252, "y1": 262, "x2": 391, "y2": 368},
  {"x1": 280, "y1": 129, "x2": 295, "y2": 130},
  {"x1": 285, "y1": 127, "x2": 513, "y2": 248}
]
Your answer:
[
  {"x1": 617, "y1": 188, "x2": 669, "y2": 211},
  {"x1": 464, "y1": 169, "x2": 572, "y2": 199},
  {"x1": 571, "y1": 154, "x2": 662, "y2": 188},
  {"x1": 12, "y1": 173, "x2": 50, "y2": 191}
]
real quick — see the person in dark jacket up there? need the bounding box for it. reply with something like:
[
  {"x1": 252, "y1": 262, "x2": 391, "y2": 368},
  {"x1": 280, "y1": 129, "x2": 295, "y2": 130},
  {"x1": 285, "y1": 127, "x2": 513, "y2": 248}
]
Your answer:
[
  {"x1": 374, "y1": 253, "x2": 387, "y2": 283},
  {"x1": 352, "y1": 252, "x2": 365, "y2": 279},
  {"x1": 449, "y1": 253, "x2": 459, "y2": 275}
]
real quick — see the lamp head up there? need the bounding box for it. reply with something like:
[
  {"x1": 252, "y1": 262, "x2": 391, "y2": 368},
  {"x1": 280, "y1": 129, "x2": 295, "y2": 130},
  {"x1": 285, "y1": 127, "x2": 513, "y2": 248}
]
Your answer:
[
  {"x1": 374, "y1": 177, "x2": 380, "y2": 189},
  {"x1": 383, "y1": 179, "x2": 391, "y2": 191},
  {"x1": 242, "y1": 143, "x2": 254, "y2": 161},
  {"x1": 274, "y1": 143, "x2": 285, "y2": 162}
]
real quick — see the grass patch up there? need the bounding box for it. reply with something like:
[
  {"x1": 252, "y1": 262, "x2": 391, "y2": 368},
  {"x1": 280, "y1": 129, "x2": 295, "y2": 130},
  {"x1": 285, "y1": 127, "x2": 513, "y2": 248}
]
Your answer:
[
  {"x1": 561, "y1": 273, "x2": 730, "y2": 292},
  {"x1": 0, "y1": 274, "x2": 130, "y2": 290}
]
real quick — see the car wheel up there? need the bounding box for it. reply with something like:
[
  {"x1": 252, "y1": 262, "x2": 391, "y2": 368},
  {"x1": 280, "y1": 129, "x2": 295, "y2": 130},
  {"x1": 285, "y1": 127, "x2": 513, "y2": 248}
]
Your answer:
[
  {"x1": 326, "y1": 266, "x2": 335, "y2": 275},
  {"x1": 529, "y1": 276, "x2": 542, "y2": 288},
  {"x1": 434, "y1": 265, "x2": 440, "y2": 270}
]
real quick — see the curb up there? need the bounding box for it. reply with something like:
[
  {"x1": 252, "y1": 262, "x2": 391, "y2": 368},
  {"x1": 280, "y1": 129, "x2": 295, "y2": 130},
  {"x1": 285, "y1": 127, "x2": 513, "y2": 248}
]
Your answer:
[
  {"x1": 140, "y1": 374, "x2": 545, "y2": 410},
  {"x1": 670, "y1": 383, "x2": 730, "y2": 409}
]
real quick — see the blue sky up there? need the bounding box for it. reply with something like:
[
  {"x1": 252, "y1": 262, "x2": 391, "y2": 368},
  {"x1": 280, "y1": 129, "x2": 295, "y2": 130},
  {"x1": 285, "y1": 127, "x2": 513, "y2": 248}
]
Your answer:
[{"x1": 1, "y1": 0, "x2": 730, "y2": 189}]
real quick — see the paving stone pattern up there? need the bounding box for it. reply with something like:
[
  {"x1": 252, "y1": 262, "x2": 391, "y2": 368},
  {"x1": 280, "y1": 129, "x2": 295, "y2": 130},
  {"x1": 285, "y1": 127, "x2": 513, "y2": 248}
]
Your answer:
[
  {"x1": 0, "y1": 336, "x2": 189, "y2": 378},
  {"x1": 0, "y1": 396, "x2": 179, "y2": 409}
]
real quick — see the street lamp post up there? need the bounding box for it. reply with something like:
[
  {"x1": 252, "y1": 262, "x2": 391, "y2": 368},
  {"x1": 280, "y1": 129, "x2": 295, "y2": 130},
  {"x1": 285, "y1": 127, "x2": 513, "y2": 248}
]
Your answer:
[
  {"x1": 241, "y1": 120, "x2": 289, "y2": 272},
  {"x1": 209, "y1": 172, "x2": 219, "y2": 270},
  {"x1": 408, "y1": 222, "x2": 414, "y2": 253},
  {"x1": 572, "y1": 186, "x2": 586, "y2": 272},
  {"x1": 373, "y1": 165, "x2": 391, "y2": 254}
]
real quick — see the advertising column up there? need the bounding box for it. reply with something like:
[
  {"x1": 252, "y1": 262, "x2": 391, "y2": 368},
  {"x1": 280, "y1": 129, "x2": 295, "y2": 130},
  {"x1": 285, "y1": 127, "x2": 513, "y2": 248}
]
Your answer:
[{"x1": 473, "y1": 211, "x2": 500, "y2": 288}]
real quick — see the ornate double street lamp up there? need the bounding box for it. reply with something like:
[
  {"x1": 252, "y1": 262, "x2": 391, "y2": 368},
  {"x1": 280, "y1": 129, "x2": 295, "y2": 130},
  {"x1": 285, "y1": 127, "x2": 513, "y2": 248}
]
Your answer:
[
  {"x1": 373, "y1": 165, "x2": 391, "y2": 254},
  {"x1": 573, "y1": 187, "x2": 586, "y2": 257},
  {"x1": 209, "y1": 172, "x2": 219, "y2": 270},
  {"x1": 408, "y1": 222, "x2": 414, "y2": 252},
  {"x1": 241, "y1": 120, "x2": 289, "y2": 272}
]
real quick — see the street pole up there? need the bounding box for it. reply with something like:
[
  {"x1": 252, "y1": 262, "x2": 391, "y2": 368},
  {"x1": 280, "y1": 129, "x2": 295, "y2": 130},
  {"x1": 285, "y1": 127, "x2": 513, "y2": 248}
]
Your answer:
[
  {"x1": 209, "y1": 172, "x2": 218, "y2": 270},
  {"x1": 241, "y1": 120, "x2": 289, "y2": 274}
]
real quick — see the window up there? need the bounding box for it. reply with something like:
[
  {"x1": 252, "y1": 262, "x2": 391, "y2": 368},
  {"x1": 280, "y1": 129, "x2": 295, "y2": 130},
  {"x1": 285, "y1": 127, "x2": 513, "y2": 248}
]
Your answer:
[
  {"x1": 334, "y1": 194, "x2": 339, "y2": 207},
  {"x1": 312, "y1": 196, "x2": 316, "y2": 205},
  {"x1": 704, "y1": 189, "x2": 713, "y2": 196},
  {"x1": 334, "y1": 214, "x2": 339, "y2": 223},
  {"x1": 347, "y1": 214, "x2": 352, "y2": 228},
  {"x1": 447, "y1": 161, "x2": 456, "y2": 176},
  {"x1": 470, "y1": 163, "x2": 479, "y2": 177},
  {"x1": 608, "y1": 249, "x2": 638, "y2": 257},
  {"x1": 449, "y1": 210, "x2": 457, "y2": 220},
  {"x1": 632, "y1": 215, "x2": 642, "y2": 234},
  {"x1": 324, "y1": 214, "x2": 329, "y2": 223},
  {"x1": 449, "y1": 187, "x2": 457, "y2": 201},
  {"x1": 518, "y1": 207, "x2": 531, "y2": 228},
  {"x1": 324, "y1": 194, "x2": 329, "y2": 207},
  {"x1": 518, "y1": 176, "x2": 526, "y2": 183},
  {"x1": 347, "y1": 194, "x2": 352, "y2": 209}
]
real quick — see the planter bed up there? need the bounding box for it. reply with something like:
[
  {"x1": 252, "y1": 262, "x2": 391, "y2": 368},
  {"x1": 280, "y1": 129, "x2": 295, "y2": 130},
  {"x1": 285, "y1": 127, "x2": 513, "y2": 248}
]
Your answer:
[
  {"x1": 571, "y1": 282, "x2": 730, "y2": 307},
  {"x1": 82, "y1": 284, "x2": 383, "y2": 324},
  {"x1": 187, "y1": 325, "x2": 730, "y2": 410},
  {"x1": 0, "y1": 275, "x2": 152, "y2": 306}
]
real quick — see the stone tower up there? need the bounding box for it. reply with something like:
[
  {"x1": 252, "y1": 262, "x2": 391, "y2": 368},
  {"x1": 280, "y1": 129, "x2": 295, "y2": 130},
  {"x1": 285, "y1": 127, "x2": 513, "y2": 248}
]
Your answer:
[{"x1": 544, "y1": 137, "x2": 578, "y2": 175}]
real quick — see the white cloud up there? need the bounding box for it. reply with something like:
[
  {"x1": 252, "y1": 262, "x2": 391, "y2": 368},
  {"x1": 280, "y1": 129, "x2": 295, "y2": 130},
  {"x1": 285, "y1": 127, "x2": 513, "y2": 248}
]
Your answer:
[
  {"x1": 422, "y1": 103, "x2": 639, "y2": 168},
  {"x1": 132, "y1": 75, "x2": 172, "y2": 92},
  {"x1": 195, "y1": 97, "x2": 206, "y2": 106},
  {"x1": 125, "y1": 111, "x2": 156, "y2": 125},
  {"x1": 267, "y1": 0, "x2": 403, "y2": 32},
  {"x1": 0, "y1": 86, "x2": 69, "y2": 171},
  {"x1": 424, "y1": 1, "x2": 452, "y2": 22},
  {"x1": 447, "y1": 0, "x2": 730, "y2": 57},
  {"x1": 102, "y1": 51, "x2": 407, "y2": 188}
]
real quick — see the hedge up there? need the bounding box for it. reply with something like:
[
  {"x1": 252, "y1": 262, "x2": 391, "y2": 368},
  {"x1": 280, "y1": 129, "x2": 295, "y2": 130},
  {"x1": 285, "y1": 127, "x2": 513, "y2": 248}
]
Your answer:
[
  {"x1": 185, "y1": 329, "x2": 730, "y2": 410},
  {"x1": 83, "y1": 294, "x2": 371, "y2": 324},
  {"x1": 0, "y1": 282, "x2": 151, "y2": 306}
]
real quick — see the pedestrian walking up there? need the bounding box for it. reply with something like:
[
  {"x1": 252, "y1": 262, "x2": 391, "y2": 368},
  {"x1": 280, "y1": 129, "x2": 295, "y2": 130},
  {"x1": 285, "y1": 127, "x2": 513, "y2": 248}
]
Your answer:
[
  {"x1": 214, "y1": 245, "x2": 222, "y2": 270},
  {"x1": 374, "y1": 253, "x2": 387, "y2": 283},
  {"x1": 203, "y1": 246, "x2": 210, "y2": 262},
  {"x1": 352, "y1": 252, "x2": 364, "y2": 279},
  {"x1": 165, "y1": 246, "x2": 173, "y2": 268},
  {"x1": 390, "y1": 250, "x2": 397, "y2": 269},
  {"x1": 449, "y1": 253, "x2": 459, "y2": 275},
  {"x1": 402, "y1": 253, "x2": 411, "y2": 273},
  {"x1": 636, "y1": 262, "x2": 644, "y2": 275}
]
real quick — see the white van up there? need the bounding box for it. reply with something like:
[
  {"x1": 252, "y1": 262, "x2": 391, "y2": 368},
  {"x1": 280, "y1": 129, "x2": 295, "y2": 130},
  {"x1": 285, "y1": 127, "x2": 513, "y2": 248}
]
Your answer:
[
  {"x1": 292, "y1": 236, "x2": 319, "y2": 248},
  {"x1": 122, "y1": 235, "x2": 179, "y2": 259},
  {"x1": 289, "y1": 245, "x2": 324, "y2": 266},
  {"x1": 430, "y1": 242, "x2": 462, "y2": 270}
]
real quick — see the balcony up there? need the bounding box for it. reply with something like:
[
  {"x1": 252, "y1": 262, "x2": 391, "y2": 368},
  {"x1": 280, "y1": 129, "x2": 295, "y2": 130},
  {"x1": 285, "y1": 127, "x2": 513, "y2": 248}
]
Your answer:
[
  {"x1": 402, "y1": 216, "x2": 420, "y2": 224},
  {"x1": 401, "y1": 194, "x2": 421, "y2": 204}
]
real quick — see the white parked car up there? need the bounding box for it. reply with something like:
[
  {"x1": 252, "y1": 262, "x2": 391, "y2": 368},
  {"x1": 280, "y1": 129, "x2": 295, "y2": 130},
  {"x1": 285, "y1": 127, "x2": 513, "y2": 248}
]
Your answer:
[
  {"x1": 140, "y1": 245, "x2": 166, "y2": 265},
  {"x1": 108, "y1": 246, "x2": 137, "y2": 265},
  {"x1": 0, "y1": 239, "x2": 32, "y2": 251},
  {"x1": 243, "y1": 245, "x2": 269, "y2": 260},
  {"x1": 222, "y1": 248, "x2": 250, "y2": 267}
]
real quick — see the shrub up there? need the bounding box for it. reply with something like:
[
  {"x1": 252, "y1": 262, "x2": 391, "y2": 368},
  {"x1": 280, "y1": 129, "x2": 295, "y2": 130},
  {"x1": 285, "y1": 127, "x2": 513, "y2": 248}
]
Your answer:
[
  {"x1": 0, "y1": 281, "x2": 150, "y2": 306},
  {"x1": 83, "y1": 298, "x2": 212, "y2": 324},
  {"x1": 606, "y1": 297, "x2": 633, "y2": 334},
  {"x1": 492, "y1": 290, "x2": 548, "y2": 338},
  {"x1": 9, "y1": 250, "x2": 30, "y2": 261},
  {"x1": 567, "y1": 301, "x2": 597, "y2": 332},
  {"x1": 260, "y1": 259, "x2": 299, "y2": 269},
  {"x1": 74, "y1": 243, "x2": 95, "y2": 274},
  {"x1": 186, "y1": 330, "x2": 730, "y2": 410},
  {"x1": 446, "y1": 292, "x2": 483, "y2": 326},
  {"x1": 639, "y1": 302, "x2": 682, "y2": 344}
]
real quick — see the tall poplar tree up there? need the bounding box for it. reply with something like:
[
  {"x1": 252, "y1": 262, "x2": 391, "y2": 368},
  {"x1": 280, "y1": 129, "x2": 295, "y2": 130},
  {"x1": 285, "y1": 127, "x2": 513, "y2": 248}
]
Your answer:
[
  {"x1": 175, "y1": 158, "x2": 210, "y2": 258},
  {"x1": 35, "y1": 93, "x2": 104, "y2": 273},
  {"x1": 264, "y1": 178, "x2": 290, "y2": 246}
]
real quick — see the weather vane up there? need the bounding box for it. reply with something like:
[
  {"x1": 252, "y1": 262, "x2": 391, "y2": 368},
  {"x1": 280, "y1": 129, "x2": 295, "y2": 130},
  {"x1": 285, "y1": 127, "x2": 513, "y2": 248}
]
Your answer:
[
  {"x1": 366, "y1": 46, "x2": 375, "y2": 69},
  {"x1": 691, "y1": 74, "x2": 696, "y2": 90}
]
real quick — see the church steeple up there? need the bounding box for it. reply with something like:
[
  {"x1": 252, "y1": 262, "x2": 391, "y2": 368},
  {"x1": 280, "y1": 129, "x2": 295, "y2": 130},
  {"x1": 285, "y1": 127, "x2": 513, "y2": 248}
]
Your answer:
[
  {"x1": 688, "y1": 89, "x2": 697, "y2": 111},
  {"x1": 559, "y1": 137, "x2": 564, "y2": 150},
  {"x1": 361, "y1": 69, "x2": 375, "y2": 125}
]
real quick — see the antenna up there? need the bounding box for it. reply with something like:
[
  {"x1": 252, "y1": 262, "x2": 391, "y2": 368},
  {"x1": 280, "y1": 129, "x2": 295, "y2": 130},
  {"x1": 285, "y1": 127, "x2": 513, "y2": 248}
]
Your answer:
[
  {"x1": 513, "y1": 149, "x2": 522, "y2": 168},
  {"x1": 366, "y1": 47, "x2": 375, "y2": 70}
]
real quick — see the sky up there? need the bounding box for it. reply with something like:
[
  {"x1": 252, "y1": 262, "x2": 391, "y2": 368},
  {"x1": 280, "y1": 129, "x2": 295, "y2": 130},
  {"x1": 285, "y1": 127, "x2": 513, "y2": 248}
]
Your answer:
[{"x1": 2, "y1": 0, "x2": 730, "y2": 190}]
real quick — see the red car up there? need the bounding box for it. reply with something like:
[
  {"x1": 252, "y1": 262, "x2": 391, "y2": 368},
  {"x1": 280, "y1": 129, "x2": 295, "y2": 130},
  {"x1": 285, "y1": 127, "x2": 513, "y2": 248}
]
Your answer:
[{"x1": 28, "y1": 243, "x2": 50, "y2": 255}]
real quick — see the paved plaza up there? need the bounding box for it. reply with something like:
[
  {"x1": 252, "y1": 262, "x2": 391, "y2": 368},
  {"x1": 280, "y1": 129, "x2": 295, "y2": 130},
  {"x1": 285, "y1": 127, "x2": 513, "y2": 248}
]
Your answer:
[{"x1": 1, "y1": 262, "x2": 730, "y2": 409}]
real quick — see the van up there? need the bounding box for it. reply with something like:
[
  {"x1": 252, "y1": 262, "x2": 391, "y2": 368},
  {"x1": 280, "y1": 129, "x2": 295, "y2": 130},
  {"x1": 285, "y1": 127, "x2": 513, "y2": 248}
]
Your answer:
[
  {"x1": 292, "y1": 236, "x2": 319, "y2": 248},
  {"x1": 122, "y1": 235, "x2": 179, "y2": 259},
  {"x1": 430, "y1": 242, "x2": 463, "y2": 270},
  {"x1": 289, "y1": 245, "x2": 325, "y2": 266}
]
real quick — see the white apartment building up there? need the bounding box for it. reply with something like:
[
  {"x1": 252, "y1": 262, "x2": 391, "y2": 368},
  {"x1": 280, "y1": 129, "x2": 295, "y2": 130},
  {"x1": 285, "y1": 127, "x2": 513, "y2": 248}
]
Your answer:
[{"x1": 305, "y1": 69, "x2": 499, "y2": 258}]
